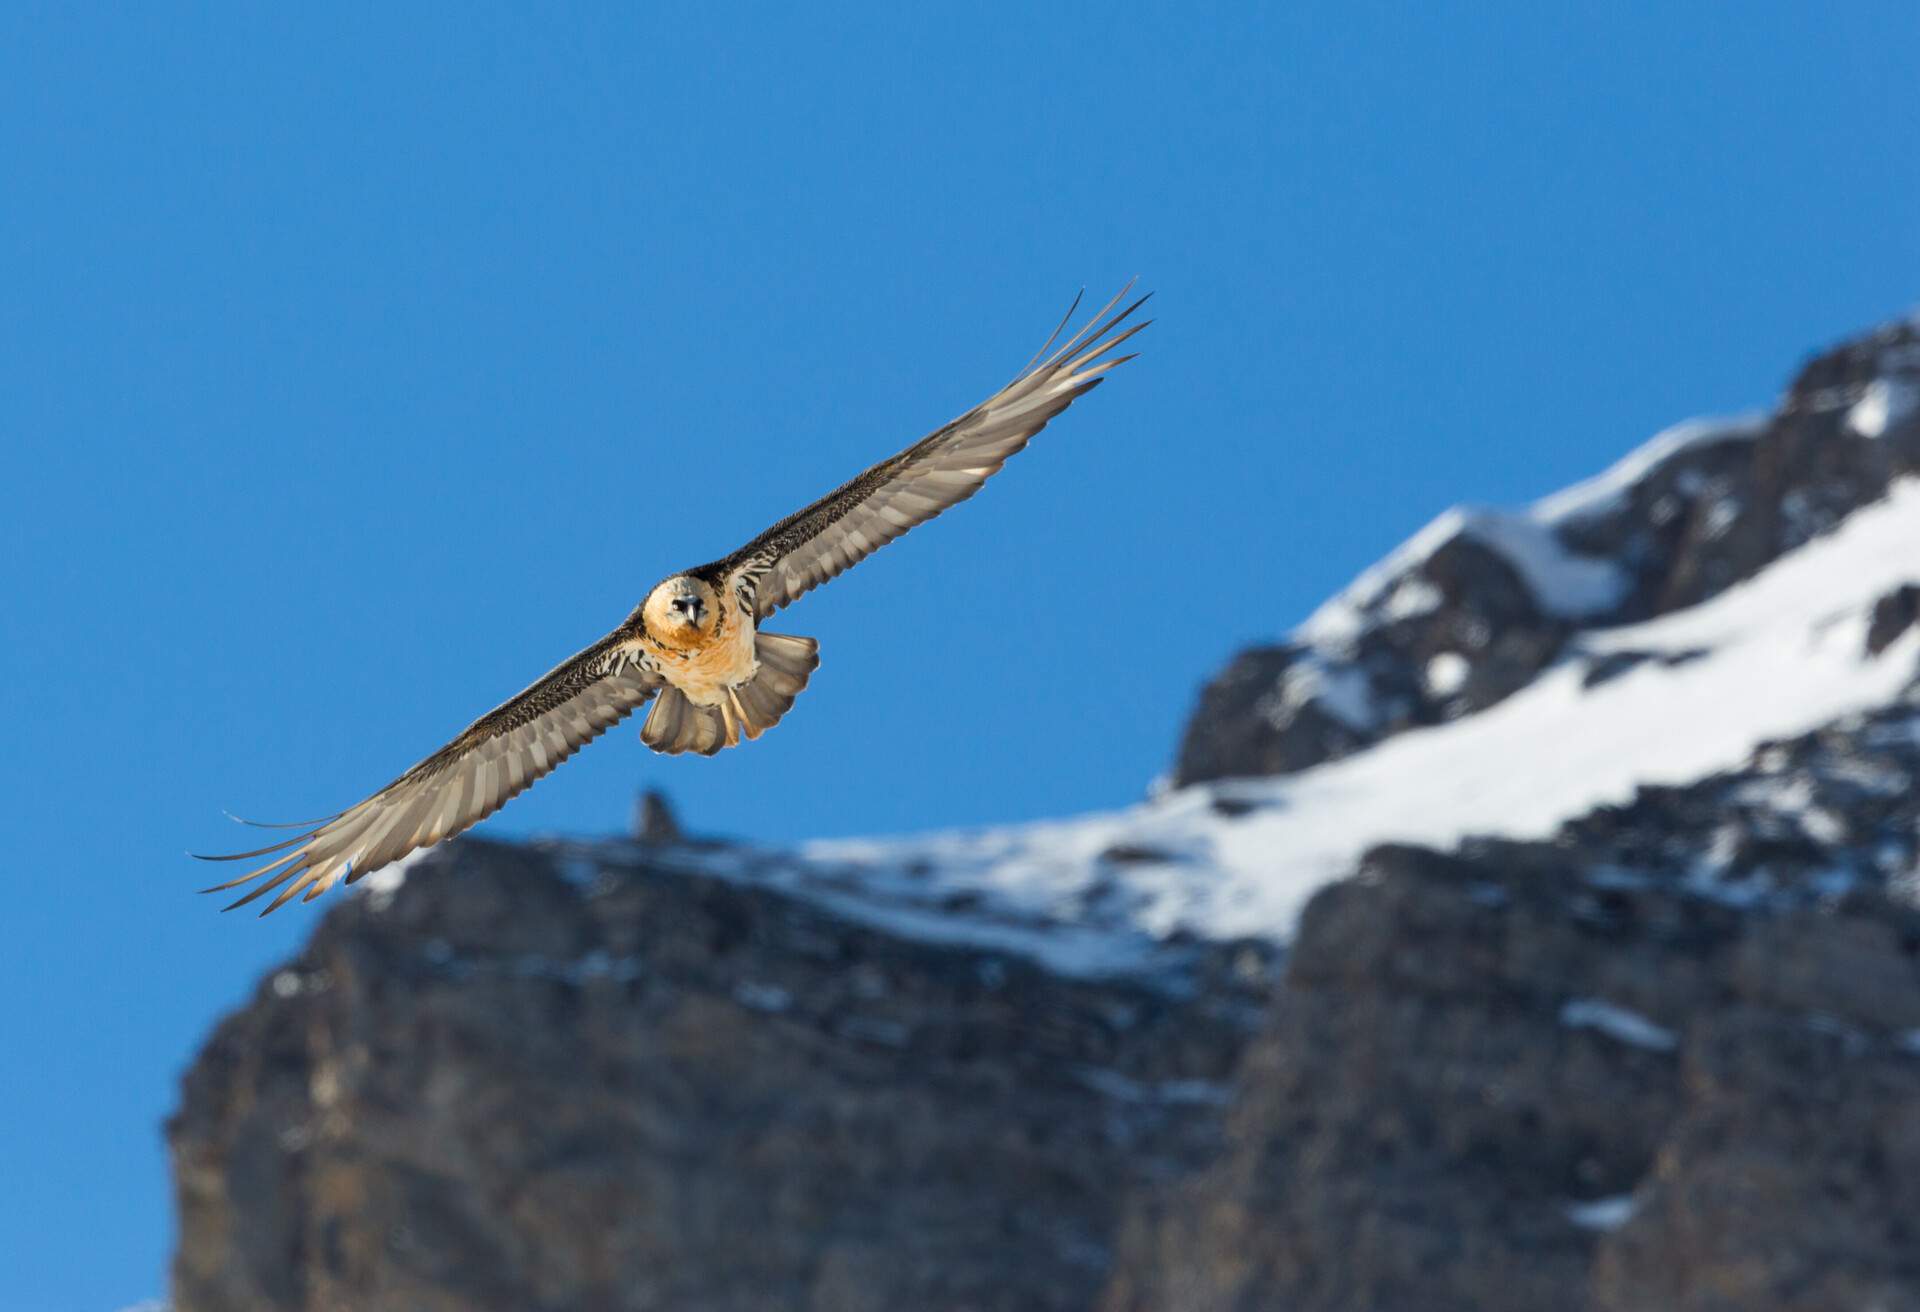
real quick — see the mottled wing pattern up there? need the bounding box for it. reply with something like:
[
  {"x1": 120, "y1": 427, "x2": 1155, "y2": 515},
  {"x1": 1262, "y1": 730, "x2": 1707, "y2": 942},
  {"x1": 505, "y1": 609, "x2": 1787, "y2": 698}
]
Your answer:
[
  {"x1": 194, "y1": 633, "x2": 660, "y2": 915},
  {"x1": 723, "y1": 283, "x2": 1150, "y2": 617}
]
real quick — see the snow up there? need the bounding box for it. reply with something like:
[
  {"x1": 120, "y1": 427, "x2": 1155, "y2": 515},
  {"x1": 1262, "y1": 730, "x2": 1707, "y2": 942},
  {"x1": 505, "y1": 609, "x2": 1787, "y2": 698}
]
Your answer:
[
  {"x1": 570, "y1": 837, "x2": 1182, "y2": 980},
  {"x1": 734, "y1": 981, "x2": 793, "y2": 1013},
  {"x1": 1460, "y1": 510, "x2": 1628, "y2": 617},
  {"x1": 1298, "y1": 504, "x2": 1629, "y2": 643},
  {"x1": 1270, "y1": 653, "x2": 1379, "y2": 731},
  {"x1": 1847, "y1": 378, "x2": 1919, "y2": 439},
  {"x1": 1564, "y1": 1194, "x2": 1639, "y2": 1231},
  {"x1": 1301, "y1": 412, "x2": 1764, "y2": 650},
  {"x1": 1702, "y1": 496, "x2": 1741, "y2": 539},
  {"x1": 1298, "y1": 509, "x2": 1477, "y2": 646},
  {"x1": 1382, "y1": 576, "x2": 1443, "y2": 622},
  {"x1": 565, "y1": 476, "x2": 1920, "y2": 981},
  {"x1": 790, "y1": 480, "x2": 1920, "y2": 966},
  {"x1": 1730, "y1": 776, "x2": 1849, "y2": 845},
  {"x1": 359, "y1": 846, "x2": 434, "y2": 911},
  {"x1": 1559, "y1": 999, "x2": 1678, "y2": 1052},
  {"x1": 1075, "y1": 1067, "x2": 1233, "y2": 1105},
  {"x1": 1532, "y1": 413, "x2": 1765, "y2": 525},
  {"x1": 1426, "y1": 652, "x2": 1470, "y2": 697}
]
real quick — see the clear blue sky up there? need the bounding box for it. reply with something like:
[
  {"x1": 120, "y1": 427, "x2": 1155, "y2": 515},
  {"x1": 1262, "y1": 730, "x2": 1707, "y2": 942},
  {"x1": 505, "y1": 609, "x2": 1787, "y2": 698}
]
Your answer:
[{"x1": 3, "y1": 5, "x2": 1915, "y2": 1307}]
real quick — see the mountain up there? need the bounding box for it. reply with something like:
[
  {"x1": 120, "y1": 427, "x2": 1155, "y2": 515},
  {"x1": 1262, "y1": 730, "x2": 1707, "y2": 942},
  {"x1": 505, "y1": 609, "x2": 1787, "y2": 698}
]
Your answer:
[{"x1": 168, "y1": 314, "x2": 1920, "y2": 1311}]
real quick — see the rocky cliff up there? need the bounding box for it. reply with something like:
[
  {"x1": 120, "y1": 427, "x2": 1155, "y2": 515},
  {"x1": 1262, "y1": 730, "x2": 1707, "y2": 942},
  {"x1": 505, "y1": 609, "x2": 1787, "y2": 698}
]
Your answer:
[
  {"x1": 1109, "y1": 694, "x2": 1920, "y2": 1311},
  {"x1": 169, "y1": 835, "x2": 1274, "y2": 1312},
  {"x1": 170, "y1": 316, "x2": 1920, "y2": 1311}
]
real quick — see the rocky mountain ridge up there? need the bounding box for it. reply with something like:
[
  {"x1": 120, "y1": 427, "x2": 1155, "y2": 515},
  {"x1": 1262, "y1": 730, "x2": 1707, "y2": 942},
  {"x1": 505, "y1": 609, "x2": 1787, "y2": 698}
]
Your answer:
[
  {"x1": 1109, "y1": 687, "x2": 1920, "y2": 1311},
  {"x1": 1176, "y1": 315, "x2": 1920, "y2": 786},
  {"x1": 170, "y1": 313, "x2": 1920, "y2": 1311}
]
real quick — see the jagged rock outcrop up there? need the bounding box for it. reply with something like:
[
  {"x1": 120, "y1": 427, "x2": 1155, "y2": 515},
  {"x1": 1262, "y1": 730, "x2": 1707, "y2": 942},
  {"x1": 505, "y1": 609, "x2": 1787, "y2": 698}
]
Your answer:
[
  {"x1": 1176, "y1": 318, "x2": 1920, "y2": 787},
  {"x1": 168, "y1": 840, "x2": 1269, "y2": 1312},
  {"x1": 1104, "y1": 841, "x2": 1920, "y2": 1311},
  {"x1": 1167, "y1": 645, "x2": 1372, "y2": 783}
]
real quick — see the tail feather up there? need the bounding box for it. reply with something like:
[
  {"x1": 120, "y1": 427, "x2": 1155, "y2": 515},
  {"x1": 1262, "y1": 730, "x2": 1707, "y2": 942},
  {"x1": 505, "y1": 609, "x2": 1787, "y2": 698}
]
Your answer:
[
  {"x1": 640, "y1": 687, "x2": 727, "y2": 756},
  {"x1": 640, "y1": 632, "x2": 820, "y2": 756},
  {"x1": 753, "y1": 632, "x2": 819, "y2": 698}
]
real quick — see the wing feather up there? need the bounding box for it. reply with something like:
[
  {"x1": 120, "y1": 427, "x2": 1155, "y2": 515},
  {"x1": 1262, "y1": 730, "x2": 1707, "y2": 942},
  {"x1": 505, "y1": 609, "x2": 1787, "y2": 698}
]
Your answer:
[
  {"x1": 193, "y1": 631, "x2": 660, "y2": 915},
  {"x1": 720, "y1": 283, "x2": 1150, "y2": 617}
]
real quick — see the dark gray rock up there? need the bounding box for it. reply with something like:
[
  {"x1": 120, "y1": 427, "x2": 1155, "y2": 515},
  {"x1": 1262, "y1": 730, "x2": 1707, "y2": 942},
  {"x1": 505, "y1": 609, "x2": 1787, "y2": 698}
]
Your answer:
[
  {"x1": 1868, "y1": 583, "x2": 1920, "y2": 657},
  {"x1": 1590, "y1": 1007, "x2": 1920, "y2": 1312},
  {"x1": 1103, "y1": 842, "x2": 1920, "y2": 1311},
  {"x1": 1109, "y1": 696, "x2": 1920, "y2": 1311},
  {"x1": 630, "y1": 788, "x2": 682, "y2": 844},
  {"x1": 1102, "y1": 843, "x2": 1717, "y2": 1312},
  {"x1": 168, "y1": 839, "x2": 1266, "y2": 1312},
  {"x1": 1170, "y1": 646, "x2": 1371, "y2": 784}
]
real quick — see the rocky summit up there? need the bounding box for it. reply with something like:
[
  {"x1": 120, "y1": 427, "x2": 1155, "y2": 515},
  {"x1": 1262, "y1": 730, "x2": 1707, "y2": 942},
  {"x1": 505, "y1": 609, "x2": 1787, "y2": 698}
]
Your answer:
[{"x1": 171, "y1": 315, "x2": 1920, "y2": 1311}]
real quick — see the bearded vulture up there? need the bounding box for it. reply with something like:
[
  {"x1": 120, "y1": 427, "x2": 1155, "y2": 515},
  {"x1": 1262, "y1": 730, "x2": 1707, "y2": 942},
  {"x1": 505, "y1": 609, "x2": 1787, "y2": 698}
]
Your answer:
[{"x1": 195, "y1": 285, "x2": 1149, "y2": 914}]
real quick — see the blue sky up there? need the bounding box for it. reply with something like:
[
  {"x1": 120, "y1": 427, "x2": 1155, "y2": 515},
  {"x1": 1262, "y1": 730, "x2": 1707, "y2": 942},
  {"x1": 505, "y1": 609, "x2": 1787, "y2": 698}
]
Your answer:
[{"x1": 3, "y1": 5, "x2": 1916, "y2": 1307}]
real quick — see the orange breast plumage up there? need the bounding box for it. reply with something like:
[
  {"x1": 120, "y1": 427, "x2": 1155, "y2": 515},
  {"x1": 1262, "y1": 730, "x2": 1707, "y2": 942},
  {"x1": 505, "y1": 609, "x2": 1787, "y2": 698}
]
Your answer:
[{"x1": 644, "y1": 594, "x2": 759, "y2": 707}]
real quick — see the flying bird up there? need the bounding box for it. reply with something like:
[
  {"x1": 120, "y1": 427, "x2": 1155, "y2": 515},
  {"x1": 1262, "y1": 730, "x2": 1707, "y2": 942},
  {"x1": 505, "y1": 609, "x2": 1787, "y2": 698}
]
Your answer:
[{"x1": 195, "y1": 284, "x2": 1150, "y2": 915}]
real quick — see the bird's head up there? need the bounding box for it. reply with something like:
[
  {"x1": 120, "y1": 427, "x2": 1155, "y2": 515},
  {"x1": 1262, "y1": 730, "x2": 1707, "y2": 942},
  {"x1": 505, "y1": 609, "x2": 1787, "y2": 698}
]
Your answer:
[{"x1": 642, "y1": 575, "x2": 719, "y2": 647}]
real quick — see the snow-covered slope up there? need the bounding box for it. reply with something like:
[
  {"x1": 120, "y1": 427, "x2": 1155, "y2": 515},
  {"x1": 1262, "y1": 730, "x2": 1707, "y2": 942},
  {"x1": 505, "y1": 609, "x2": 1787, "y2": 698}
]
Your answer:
[
  {"x1": 821, "y1": 480, "x2": 1918, "y2": 953},
  {"x1": 523, "y1": 470, "x2": 1920, "y2": 981}
]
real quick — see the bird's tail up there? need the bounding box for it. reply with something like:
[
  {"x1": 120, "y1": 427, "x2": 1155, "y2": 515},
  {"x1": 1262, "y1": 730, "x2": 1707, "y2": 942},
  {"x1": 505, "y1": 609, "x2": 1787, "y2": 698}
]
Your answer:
[{"x1": 639, "y1": 632, "x2": 820, "y2": 756}]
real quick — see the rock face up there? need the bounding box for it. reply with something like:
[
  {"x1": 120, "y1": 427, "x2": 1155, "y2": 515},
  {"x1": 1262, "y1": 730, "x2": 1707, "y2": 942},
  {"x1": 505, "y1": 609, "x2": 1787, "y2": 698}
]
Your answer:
[
  {"x1": 170, "y1": 316, "x2": 1920, "y2": 1311},
  {"x1": 168, "y1": 841, "x2": 1268, "y2": 1312},
  {"x1": 1111, "y1": 690, "x2": 1920, "y2": 1311},
  {"x1": 1174, "y1": 317, "x2": 1920, "y2": 788}
]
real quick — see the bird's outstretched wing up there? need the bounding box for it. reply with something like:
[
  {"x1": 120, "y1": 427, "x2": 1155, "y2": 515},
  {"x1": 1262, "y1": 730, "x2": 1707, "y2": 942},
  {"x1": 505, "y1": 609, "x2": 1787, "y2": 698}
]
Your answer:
[
  {"x1": 719, "y1": 283, "x2": 1150, "y2": 617},
  {"x1": 193, "y1": 632, "x2": 659, "y2": 915}
]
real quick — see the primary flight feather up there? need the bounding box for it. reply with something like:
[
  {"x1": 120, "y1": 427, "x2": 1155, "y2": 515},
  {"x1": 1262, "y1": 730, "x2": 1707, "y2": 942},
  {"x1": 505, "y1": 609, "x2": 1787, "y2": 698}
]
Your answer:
[{"x1": 195, "y1": 284, "x2": 1150, "y2": 914}]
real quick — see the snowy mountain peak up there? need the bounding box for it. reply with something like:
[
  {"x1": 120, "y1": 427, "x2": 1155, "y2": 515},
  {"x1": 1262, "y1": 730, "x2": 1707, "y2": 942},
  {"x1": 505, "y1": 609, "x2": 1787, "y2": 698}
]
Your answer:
[
  {"x1": 1178, "y1": 317, "x2": 1920, "y2": 789},
  {"x1": 1300, "y1": 409, "x2": 1771, "y2": 656},
  {"x1": 1785, "y1": 316, "x2": 1920, "y2": 420}
]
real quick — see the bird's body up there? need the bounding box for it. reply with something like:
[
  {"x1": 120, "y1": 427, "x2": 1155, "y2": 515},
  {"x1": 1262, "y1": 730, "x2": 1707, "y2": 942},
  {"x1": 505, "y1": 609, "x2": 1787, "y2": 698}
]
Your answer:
[
  {"x1": 196, "y1": 285, "x2": 1149, "y2": 913},
  {"x1": 622, "y1": 569, "x2": 820, "y2": 753},
  {"x1": 632, "y1": 573, "x2": 759, "y2": 713}
]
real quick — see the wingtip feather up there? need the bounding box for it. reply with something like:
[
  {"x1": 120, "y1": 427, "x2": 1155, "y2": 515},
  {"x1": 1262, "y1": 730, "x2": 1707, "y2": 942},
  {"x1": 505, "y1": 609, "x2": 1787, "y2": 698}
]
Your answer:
[
  {"x1": 1067, "y1": 318, "x2": 1151, "y2": 374},
  {"x1": 199, "y1": 849, "x2": 302, "y2": 894},
  {"x1": 189, "y1": 829, "x2": 315, "y2": 862},
  {"x1": 1041, "y1": 285, "x2": 1152, "y2": 378},
  {"x1": 221, "y1": 807, "x2": 342, "y2": 830},
  {"x1": 218, "y1": 859, "x2": 306, "y2": 911}
]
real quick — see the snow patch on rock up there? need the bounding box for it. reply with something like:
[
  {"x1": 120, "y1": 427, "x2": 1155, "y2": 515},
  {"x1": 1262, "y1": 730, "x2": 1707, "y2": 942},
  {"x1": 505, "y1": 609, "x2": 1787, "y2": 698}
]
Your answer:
[
  {"x1": 1533, "y1": 413, "x2": 1765, "y2": 524},
  {"x1": 1564, "y1": 1194, "x2": 1639, "y2": 1231},
  {"x1": 1301, "y1": 413, "x2": 1765, "y2": 652},
  {"x1": 1559, "y1": 999, "x2": 1678, "y2": 1052},
  {"x1": 1847, "y1": 378, "x2": 1919, "y2": 439}
]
